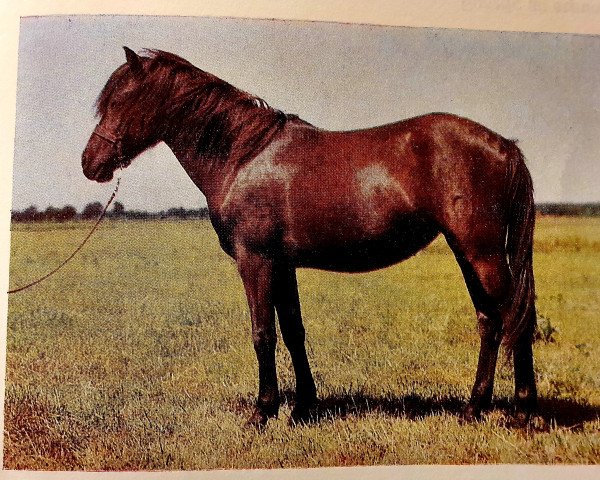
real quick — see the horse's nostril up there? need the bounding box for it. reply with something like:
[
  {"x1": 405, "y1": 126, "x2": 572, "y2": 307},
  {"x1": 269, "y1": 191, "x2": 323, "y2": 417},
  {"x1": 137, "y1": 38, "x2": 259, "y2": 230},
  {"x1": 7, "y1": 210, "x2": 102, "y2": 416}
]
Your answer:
[{"x1": 81, "y1": 153, "x2": 98, "y2": 180}]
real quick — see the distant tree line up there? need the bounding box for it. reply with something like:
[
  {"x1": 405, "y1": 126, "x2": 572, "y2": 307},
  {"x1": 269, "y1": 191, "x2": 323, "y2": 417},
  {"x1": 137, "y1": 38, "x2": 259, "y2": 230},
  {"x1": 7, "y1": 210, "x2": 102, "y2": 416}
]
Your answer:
[
  {"x1": 536, "y1": 203, "x2": 600, "y2": 217},
  {"x1": 11, "y1": 201, "x2": 210, "y2": 222},
  {"x1": 10, "y1": 201, "x2": 600, "y2": 222}
]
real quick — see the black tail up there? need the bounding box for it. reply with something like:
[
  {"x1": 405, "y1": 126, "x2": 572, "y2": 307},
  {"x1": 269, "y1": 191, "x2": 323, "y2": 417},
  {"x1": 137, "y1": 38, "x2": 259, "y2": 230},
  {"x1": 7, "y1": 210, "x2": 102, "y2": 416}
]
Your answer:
[{"x1": 503, "y1": 143, "x2": 537, "y2": 352}]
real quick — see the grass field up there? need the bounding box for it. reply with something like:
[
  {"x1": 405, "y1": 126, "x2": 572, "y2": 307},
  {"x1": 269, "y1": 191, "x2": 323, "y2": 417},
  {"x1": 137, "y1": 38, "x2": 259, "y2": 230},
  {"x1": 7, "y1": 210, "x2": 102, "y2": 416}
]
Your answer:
[{"x1": 4, "y1": 216, "x2": 600, "y2": 469}]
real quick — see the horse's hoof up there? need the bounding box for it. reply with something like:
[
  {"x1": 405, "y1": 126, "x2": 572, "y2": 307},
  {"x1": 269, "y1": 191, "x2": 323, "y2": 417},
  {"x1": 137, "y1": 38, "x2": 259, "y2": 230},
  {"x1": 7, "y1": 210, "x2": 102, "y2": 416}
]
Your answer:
[
  {"x1": 512, "y1": 410, "x2": 530, "y2": 426},
  {"x1": 528, "y1": 414, "x2": 548, "y2": 431},
  {"x1": 244, "y1": 408, "x2": 276, "y2": 430},
  {"x1": 459, "y1": 404, "x2": 482, "y2": 423},
  {"x1": 289, "y1": 403, "x2": 319, "y2": 426},
  {"x1": 509, "y1": 410, "x2": 546, "y2": 430}
]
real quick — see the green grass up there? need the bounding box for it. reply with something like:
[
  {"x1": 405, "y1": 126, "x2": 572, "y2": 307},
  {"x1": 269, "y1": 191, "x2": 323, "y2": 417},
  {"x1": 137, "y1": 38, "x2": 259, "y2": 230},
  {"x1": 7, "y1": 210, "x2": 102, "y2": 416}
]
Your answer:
[{"x1": 4, "y1": 216, "x2": 600, "y2": 469}]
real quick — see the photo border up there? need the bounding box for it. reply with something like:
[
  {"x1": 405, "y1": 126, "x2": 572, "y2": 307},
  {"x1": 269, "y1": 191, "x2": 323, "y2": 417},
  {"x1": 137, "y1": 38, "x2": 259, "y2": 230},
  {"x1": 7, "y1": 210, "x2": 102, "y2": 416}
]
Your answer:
[{"x1": 1, "y1": 1, "x2": 599, "y2": 478}]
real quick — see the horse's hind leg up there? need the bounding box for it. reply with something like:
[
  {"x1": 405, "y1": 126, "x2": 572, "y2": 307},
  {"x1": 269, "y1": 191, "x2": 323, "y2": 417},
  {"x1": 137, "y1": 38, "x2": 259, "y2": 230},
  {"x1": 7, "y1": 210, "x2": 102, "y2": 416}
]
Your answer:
[
  {"x1": 513, "y1": 314, "x2": 537, "y2": 419},
  {"x1": 273, "y1": 263, "x2": 317, "y2": 424},
  {"x1": 449, "y1": 242, "x2": 511, "y2": 420}
]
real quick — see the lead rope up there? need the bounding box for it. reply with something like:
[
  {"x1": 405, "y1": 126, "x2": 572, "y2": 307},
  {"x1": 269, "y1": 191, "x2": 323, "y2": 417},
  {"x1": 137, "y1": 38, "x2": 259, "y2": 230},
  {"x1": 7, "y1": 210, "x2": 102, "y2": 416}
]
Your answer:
[{"x1": 7, "y1": 176, "x2": 121, "y2": 294}]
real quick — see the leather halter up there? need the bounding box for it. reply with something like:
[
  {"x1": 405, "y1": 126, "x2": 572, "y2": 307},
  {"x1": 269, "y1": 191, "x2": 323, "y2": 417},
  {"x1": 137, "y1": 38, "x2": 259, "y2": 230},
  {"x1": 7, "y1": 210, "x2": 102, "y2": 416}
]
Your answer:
[{"x1": 91, "y1": 124, "x2": 126, "y2": 167}]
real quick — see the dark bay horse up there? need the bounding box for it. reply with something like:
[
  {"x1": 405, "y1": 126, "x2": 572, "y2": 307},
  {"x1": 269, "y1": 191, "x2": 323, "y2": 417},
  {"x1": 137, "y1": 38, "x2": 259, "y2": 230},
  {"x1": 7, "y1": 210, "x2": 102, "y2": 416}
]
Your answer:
[{"x1": 82, "y1": 48, "x2": 537, "y2": 427}]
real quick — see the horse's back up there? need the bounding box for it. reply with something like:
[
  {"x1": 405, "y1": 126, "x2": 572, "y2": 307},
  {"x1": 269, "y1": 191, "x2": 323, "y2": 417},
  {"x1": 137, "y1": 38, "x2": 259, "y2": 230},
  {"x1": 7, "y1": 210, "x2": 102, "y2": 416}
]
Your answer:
[
  {"x1": 220, "y1": 113, "x2": 518, "y2": 270},
  {"x1": 283, "y1": 112, "x2": 513, "y2": 215}
]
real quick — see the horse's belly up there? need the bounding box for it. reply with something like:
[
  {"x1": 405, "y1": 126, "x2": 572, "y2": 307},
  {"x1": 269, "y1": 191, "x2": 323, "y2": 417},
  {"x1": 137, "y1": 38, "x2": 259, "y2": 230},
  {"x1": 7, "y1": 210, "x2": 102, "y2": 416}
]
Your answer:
[{"x1": 290, "y1": 216, "x2": 439, "y2": 272}]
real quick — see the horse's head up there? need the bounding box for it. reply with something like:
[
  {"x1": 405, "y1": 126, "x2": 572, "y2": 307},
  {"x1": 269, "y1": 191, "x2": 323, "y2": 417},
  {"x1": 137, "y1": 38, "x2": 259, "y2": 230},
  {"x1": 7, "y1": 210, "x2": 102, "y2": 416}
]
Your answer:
[{"x1": 82, "y1": 47, "x2": 162, "y2": 182}]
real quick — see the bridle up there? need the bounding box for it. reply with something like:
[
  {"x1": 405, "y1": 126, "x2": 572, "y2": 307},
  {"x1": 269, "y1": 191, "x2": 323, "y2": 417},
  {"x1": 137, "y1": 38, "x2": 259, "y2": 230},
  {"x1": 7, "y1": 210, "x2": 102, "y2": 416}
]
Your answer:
[
  {"x1": 92, "y1": 124, "x2": 127, "y2": 167},
  {"x1": 8, "y1": 123, "x2": 126, "y2": 295}
]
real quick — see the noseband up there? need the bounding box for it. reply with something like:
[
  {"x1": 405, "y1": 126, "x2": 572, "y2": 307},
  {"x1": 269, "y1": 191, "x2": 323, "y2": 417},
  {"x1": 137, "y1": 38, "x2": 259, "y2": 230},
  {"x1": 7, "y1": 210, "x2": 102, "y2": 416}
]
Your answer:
[{"x1": 92, "y1": 124, "x2": 127, "y2": 167}]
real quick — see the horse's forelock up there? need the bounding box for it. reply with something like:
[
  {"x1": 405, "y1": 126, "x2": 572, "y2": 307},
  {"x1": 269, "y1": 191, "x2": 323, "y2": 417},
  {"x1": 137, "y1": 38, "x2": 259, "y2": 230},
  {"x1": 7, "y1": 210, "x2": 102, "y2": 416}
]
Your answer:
[
  {"x1": 95, "y1": 64, "x2": 128, "y2": 117},
  {"x1": 95, "y1": 50, "x2": 202, "y2": 118}
]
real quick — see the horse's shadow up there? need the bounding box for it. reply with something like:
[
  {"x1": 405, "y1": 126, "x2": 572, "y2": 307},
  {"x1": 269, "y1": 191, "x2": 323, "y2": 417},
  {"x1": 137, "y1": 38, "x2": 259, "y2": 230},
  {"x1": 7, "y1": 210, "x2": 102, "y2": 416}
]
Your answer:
[{"x1": 277, "y1": 390, "x2": 600, "y2": 430}]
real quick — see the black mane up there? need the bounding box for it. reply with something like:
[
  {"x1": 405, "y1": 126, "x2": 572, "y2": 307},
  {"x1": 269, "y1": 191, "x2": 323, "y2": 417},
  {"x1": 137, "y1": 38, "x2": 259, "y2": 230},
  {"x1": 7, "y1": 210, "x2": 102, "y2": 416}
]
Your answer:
[{"x1": 96, "y1": 50, "x2": 288, "y2": 163}]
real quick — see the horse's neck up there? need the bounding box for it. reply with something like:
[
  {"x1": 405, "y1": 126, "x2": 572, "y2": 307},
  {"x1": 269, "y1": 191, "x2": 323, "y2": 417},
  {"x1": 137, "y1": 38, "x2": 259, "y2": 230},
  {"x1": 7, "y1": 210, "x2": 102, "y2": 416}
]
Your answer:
[
  {"x1": 163, "y1": 138, "x2": 229, "y2": 203},
  {"x1": 162, "y1": 96, "x2": 287, "y2": 206}
]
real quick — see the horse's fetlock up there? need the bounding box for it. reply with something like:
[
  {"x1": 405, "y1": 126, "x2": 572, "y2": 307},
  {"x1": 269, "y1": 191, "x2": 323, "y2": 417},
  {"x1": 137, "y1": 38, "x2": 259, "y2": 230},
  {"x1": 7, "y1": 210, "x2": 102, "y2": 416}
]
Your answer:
[
  {"x1": 516, "y1": 387, "x2": 532, "y2": 401},
  {"x1": 257, "y1": 397, "x2": 280, "y2": 417}
]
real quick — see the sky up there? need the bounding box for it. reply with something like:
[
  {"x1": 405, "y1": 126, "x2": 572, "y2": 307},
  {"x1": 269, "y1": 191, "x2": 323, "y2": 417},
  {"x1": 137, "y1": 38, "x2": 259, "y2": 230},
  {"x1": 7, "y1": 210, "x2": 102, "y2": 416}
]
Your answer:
[{"x1": 11, "y1": 15, "x2": 600, "y2": 211}]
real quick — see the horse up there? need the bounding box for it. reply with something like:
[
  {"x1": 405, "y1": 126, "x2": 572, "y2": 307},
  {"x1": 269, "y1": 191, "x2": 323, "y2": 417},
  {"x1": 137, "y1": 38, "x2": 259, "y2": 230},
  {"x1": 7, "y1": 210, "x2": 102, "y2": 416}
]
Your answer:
[{"x1": 82, "y1": 47, "x2": 538, "y2": 428}]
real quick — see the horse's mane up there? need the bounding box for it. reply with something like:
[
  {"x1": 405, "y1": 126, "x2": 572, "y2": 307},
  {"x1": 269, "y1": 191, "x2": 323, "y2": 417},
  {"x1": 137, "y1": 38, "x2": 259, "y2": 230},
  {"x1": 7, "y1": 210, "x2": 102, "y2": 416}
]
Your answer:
[{"x1": 95, "y1": 50, "x2": 293, "y2": 164}]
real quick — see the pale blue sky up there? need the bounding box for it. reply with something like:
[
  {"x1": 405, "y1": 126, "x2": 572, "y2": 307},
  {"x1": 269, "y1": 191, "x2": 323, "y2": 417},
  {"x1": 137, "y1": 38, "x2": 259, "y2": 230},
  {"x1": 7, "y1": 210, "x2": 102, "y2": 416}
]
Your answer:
[{"x1": 12, "y1": 16, "x2": 600, "y2": 211}]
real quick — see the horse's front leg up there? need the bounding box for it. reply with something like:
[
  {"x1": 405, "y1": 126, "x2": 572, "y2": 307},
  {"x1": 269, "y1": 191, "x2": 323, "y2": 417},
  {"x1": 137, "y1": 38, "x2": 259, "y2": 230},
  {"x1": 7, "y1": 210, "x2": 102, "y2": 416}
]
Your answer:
[
  {"x1": 236, "y1": 245, "x2": 279, "y2": 428},
  {"x1": 273, "y1": 263, "x2": 317, "y2": 424}
]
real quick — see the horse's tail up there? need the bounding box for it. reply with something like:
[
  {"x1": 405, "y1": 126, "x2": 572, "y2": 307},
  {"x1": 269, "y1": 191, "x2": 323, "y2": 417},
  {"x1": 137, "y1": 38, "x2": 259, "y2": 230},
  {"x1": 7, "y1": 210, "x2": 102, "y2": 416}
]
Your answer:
[{"x1": 502, "y1": 141, "x2": 537, "y2": 353}]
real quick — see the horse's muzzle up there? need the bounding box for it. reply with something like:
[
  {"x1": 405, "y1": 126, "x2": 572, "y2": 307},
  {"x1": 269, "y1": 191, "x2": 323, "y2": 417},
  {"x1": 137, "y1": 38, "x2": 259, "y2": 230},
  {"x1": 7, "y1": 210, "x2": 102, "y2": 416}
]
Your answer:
[{"x1": 82, "y1": 150, "x2": 116, "y2": 183}]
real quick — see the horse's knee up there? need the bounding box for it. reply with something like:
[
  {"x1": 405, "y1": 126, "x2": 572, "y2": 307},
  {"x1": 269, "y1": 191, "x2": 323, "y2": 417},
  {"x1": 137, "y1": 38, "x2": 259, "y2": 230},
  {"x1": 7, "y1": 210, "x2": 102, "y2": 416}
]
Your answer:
[
  {"x1": 477, "y1": 311, "x2": 502, "y2": 343},
  {"x1": 252, "y1": 328, "x2": 276, "y2": 353}
]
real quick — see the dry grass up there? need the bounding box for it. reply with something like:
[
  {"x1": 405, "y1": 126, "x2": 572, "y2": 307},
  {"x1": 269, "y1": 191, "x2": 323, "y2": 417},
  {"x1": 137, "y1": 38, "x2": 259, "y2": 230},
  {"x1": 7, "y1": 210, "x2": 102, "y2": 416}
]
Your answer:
[{"x1": 4, "y1": 216, "x2": 600, "y2": 469}]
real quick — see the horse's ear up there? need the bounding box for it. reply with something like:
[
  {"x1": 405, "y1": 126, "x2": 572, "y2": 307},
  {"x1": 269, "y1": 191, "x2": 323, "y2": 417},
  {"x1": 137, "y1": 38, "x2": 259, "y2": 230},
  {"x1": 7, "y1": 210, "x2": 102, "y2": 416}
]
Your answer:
[{"x1": 123, "y1": 46, "x2": 143, "y2": 75}]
